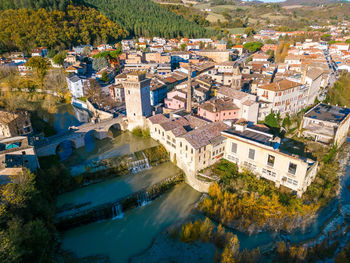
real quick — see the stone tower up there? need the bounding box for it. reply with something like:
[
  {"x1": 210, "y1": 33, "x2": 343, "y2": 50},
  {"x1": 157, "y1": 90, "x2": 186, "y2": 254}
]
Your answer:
[
  {"x1": 123, "y1": 72, "x2": 152, "y2": 129},
  {"x1": 232, "y1": 66, "x2": 242, "y2": 90}
]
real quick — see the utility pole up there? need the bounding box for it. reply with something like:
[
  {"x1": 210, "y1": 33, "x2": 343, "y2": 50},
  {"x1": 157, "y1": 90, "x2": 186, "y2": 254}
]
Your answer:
[{"x1": 186, "y1": 63, "x2": 192, "y2": 113}]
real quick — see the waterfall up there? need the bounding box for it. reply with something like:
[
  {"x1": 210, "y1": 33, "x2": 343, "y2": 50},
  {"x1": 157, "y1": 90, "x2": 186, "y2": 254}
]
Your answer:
[
  {"x1": 137, "y1": 192, "x2": 150, "y2": 207},
  {"x1": 128, "y1": 152, "x2": 151, "y2": 174},
  {"x1": 141, "y1": 152, "x2": 150, "y2": 169},
  {"x1": 111, "y1": 203, "x2": 123, "y2": 219}
]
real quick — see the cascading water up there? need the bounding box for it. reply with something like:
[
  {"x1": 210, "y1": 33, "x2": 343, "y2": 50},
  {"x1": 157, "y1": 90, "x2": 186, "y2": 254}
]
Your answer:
[
  {"x1": 137, "y1": 192, "x2": 150, "y2": 207},
  {"x1": 111, "y1": 203, "x2": 123, "y2": 219},
  {"x1": 128, "y1": 152, "x2": 151, "y2": 174}
]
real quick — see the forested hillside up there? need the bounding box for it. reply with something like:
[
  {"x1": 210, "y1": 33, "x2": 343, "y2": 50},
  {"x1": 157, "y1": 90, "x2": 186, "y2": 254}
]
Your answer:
[
  {"x1": 0, "y1": 5, "x2": 127, "y2": 53},
  {"x1": 0, "y1": 0, "x2": 69, "y2": 11},
  {"x1": 82, "y1": 0, "x2": 208, "y2": 38},
  {"x1": 0, "y1": 0, "x2": 208, "y2": 53}
]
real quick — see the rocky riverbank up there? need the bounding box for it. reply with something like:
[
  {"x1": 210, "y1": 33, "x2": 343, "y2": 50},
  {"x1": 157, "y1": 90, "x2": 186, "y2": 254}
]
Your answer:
[{"x1": 130, "y1": 224, "x2": 216, "y2": 263}]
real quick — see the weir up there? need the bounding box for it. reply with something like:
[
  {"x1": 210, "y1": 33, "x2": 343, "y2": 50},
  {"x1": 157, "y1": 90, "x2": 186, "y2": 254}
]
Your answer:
[
  {"x1": 111, "y1": 203, "x2": 123, "y2": 219},
  {"x1": 137, "y1": 192, "x2": 150, "y2": 207},
  {"x1": 56, "y1": 173, "x2": 184, "y2": 231},
  {"x1": 127, "y1": 151, "x2": 151, "y2": 174}
]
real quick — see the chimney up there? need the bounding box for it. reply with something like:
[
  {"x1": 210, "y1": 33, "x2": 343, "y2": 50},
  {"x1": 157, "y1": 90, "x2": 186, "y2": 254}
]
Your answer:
[
  {"x1": 186, "y1": 63, "x2": 192, "y2": 113},
  {"x1": 301, "y1": 65, "x2": 308, "y2": 84}
]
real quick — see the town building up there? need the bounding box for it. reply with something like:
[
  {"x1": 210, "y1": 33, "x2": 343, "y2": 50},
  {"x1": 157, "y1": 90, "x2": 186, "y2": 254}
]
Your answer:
[
  {"x1": 194, "y1": 50, "x2": 230, "y2": 63},
  {"x1": 197, "y1": 98, "x2": 240, "y2": 122},
  {"x1": 31, "y1": 47, "x2": 47, "y2": 57},
  {"x1": 300, "y1": 103, "x2": 350, "y2": 147},
  {"x1": 150, "y1": 78, "x2": 168, "y2": 106},
  {"x1": 256, "y1": 79, "x2": 307, "y2": 120},
  {"x1": 0, "y1": 136, "x2": 39, "y2": 172},
  {"x1": 222, "y1": 123, "x2": 318, "y2": 197},
  {"x1": 164, "y1": 89, "x2": 187, "y2": 110},
  {"x1": 0, "y1": 111, "x2": 32, "y2": 138},
  {"x1": 123, "y1": 72, "x2": 152, "y2": 129},
  {"x1": 148, "y1": 114, "x2": 228, "y2": 180},
  {"x1": 216, "y1": 86, "x2": 259, "y2": 123},
  {"x1": 66, "y1": 74, "x2": 84, "y2": 98},
  {"x1": 109, "y1": 84, "x2": 125, "y2": 102}
]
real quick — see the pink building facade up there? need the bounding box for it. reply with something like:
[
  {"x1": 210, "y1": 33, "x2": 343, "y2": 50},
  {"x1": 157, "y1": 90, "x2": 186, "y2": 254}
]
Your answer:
[
  {"x1": 164, "y1": 90, "x2": 187, "y2": 110},
  {"x1": 197, "y1": 98, "x2": 240, "y2": 122}
]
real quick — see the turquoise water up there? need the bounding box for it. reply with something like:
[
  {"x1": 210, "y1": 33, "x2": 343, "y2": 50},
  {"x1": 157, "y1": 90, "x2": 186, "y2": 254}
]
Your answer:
[
  {"x1": 60, "y1": 183, "x2": 201, "y2": 263},
  {"x1": 57, "y1": 162, "x2": 181, "y2": 216},
  {"x1": 59, "y1": 164, "x2": 350, "y2": 261}
]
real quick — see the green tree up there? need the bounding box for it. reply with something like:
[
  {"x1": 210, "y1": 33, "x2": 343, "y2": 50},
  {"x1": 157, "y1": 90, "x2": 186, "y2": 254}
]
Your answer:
[
  {"x1": 26, "y1": 56, "x2": 50, "y2": 83},
  {"x1": 321, "y1": 34, "x2": 332, "y2": 42},
  {"x1": 243, "y1": 42, "x2": 263, "y2": 53},
  {"x1": 52, "y1": 51, "x2": 66, "y2": 66},
  {"x1": 221, "y1": 247, "x2": 235, "y2": 263},
  {"x1": 264, "y1": 111, "x2": 281, "y2": 129},
  {"x1": 92, "y1": 57, "x2": 109, "y2": 71},
  {"x1": 244, "y1": 27, "x2": 255, "y2": 37},
  {"x1": 0, "y1": 169, "x2": 37, "y2": 211},
  {"x1": 0, "y1": 218, "x2": 51, "y2": 263},
  {"x1": 180, "y1": 43, "x2": 187, "y2": 51},
  {"x1": 100, "y1": 71, "x2": 110, "y2": 83}
]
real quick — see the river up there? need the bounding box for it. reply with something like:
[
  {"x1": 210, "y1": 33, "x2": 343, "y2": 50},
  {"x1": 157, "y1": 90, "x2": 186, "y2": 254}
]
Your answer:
[
  {"x1": 60, "y1": 183, "x2": 201, "y2": 263},
  {"x1": 54, "y1": 106, "x2": 350, "y2": 262},
  {"x1": 56, "y1": 162, "x2": 182, "y2": 217}
]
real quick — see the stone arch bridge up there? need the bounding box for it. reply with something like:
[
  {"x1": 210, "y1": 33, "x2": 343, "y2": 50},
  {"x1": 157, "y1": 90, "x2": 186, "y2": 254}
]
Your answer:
[{"x1": 35, "y1": 117, "x2": 127, "y2": 157}]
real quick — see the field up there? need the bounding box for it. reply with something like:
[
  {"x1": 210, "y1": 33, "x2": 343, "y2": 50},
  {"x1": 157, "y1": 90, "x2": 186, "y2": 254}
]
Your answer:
[{"x1": 207, "y1": 13, "x2": 227, "y2": 23}]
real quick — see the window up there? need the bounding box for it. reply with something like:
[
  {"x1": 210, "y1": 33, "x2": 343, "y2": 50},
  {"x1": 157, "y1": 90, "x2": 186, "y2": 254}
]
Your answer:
[
  {"x1": 288, "y1": 162, "x2": 297, "y2": 175},
  {"x1": 180, "y1": 142, "x2": 182, "y2": 148},
  {"x1": 191, "y1": 149, "x2": 193, "y2": 154},
  {"x1": 243, "y1": 161, "x2": 257, "y2": 171},
  {"x1": 128, "y1": 90, "x2": 130, "y2": 95},
  {"x1": 248, "y1": 149, "x2": 255, "y2": 160},
  {"x1": 231, "y1": 142, "x2": 237, "y2": 153},
  {"x1": 262, "y1": 168, "x2": 276, "y2": 177},
  {"x1": 227, "y1": 154, "x2": 239, "y2": 164},
  {"x1": 267, "y1": 155, "x2": 275, "y2": 167}
]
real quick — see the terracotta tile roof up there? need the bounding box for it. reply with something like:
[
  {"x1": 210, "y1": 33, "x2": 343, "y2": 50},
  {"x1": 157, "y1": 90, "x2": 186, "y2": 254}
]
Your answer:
[
  {"x1": 172, "y1": 95, "x2": 187, "y2": 103},
  {"x1": 217, "y1": 86, "x2": 250, "y2": 100},
  {"x1": 148, "y1": 114, "x2": 168, "y2": 125},
  {"x1": 184, "y1": 115, "x2": 209, "y2": 128},
  {"x1": 160, "y1": 117, "x2": 189, "y2": 131},
  {"x1": 0, "y1": 111, "x2": 19, "y2": 124},
  {"x1": 199, "y1": 98, "x2": 239, "y2": 113},
  {"x1": 253, "y1": 53, "x2": 269, "y2": 59},
  {"x1": 182, "y1": 122, "x2": 229, "y2": 149},
  {"x1": 242, "y1": 99, "x2": 256, "y2": 106},
  {"x1": 259, "y1": 79, "x2": 301, "y2": 92},
  {"x1": 170, "y1": 126, "x2": 187, "y2": 137}
]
